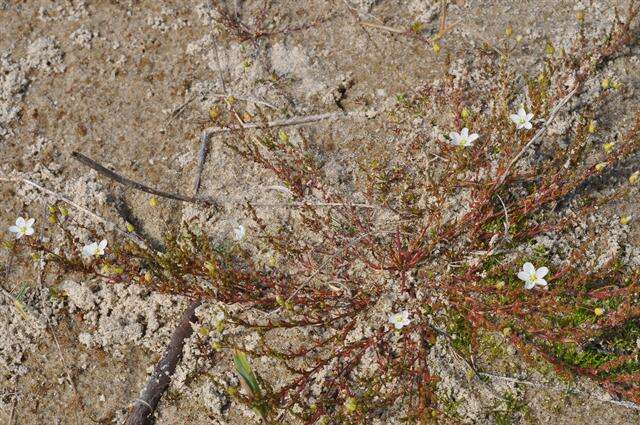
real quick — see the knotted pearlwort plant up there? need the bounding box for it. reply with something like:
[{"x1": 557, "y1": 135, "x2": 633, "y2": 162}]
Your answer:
[{"x1": 5, "y1": 3, "x2": 640, "y2": 423}]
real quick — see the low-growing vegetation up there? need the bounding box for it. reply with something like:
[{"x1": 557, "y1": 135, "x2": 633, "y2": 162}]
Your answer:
[{"x1": 4, "y1": 2, "x2": 640, "y2": 423}]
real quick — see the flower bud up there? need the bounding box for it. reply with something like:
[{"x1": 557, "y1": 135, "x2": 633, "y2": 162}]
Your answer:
[
  {"x1": 209, "y1": 106, "x2": 220, "y2": 122},
  {"x1": 545, "y1": 42, "x2": 555, "y2": 55},
  {"x1": 345, "y1": 398, "x2": 357, "y2": 413}
]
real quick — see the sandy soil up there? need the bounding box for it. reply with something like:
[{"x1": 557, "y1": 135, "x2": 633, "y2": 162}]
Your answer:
[{"x1": 1, "y1": 1, "x2": 640, "y2": 424}]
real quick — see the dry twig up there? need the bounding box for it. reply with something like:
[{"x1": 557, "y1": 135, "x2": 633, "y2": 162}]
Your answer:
[
  {"x1": 203, "y1": 110, "x2": 365, "y2": 135},
  {"x1": 124, "y1": 300, "x2": 202, "y2": 425},
  {"x1": 71, "y1": 152, "x2": 214, "y2": 206}
]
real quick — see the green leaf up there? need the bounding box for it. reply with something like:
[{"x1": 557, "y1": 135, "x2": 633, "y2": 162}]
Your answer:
[{"x1": 233, "y1": 350, "x2": 262, "y2": 398}]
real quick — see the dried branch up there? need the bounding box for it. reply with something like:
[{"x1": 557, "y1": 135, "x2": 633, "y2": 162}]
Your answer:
[
  {"x1": 71, "y1": 152, "x2": 214, "y2": 206},
  {"x1": 193, "y1": 132, "x2": 212, "y2": 196},
  {"x1": 203, "y1": 110, "x2": 365, "y2": 135},
  {"x1": 124, "y1": 300, "x2": 201, "y2": 425}
]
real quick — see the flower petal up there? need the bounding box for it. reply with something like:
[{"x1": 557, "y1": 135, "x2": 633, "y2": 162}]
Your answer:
[
  {"x1": 461, "y1": 128, "x2": 469, "y2": 137},
  {"x1": 8, "y1": 225, "x2": 19, "y2": 233},
  {"x1": 537, "y1": 278, "x2": 548, "y2": 287},
  {"x1": 15, "y1": 217, "x2": 25, "y2": 227},
  {"x1": 82, "y1": 243, "x2": 97, "y2": 257},
  {"x1": 523, "y1": 262, "x2": 535, "y2": 274},
  {"x1": 449, "y1": 132, "x2": 459, "y2": 140},
  {"x1": 99, "y1": 239, "x2": 108, "y2": 249},
  {"x1": 524, "y1": 280, "x2": 536, "y2": 290},
  {"x1": 510, "y1": 114, "x2": 520, "y2": 123},
  {"x1": 517, "y1": 271, "x2": 529, "y2": 281},
  {"x1": 468, "y1": 133, "x2": 479, "y2": 143},
  {"x1": 526, "y1": 113, "x2": 534, "y2": 121},
  {"x1": 26, "y1": 218, "x2": 35, "y2": 227},
  {"x1": 524, "y1": 122, "x2": 532, "y2": 130},
  {"x1": 536, "y1": 267, "x2": 549, "y2": 279},
  {"x1": 24, "y1": 227, "x2": 34, "y2": 236}
]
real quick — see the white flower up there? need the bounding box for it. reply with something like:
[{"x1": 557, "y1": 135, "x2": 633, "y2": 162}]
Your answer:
[
  {"x1": 510, "y1": 107, "x2": 534, "y2": 130},
  {"x1": 8, "y1": 217, "x2": 35, "y2": 239},
  {"x1": 233, "y1": 224, "x2": 245, "y2": 241},
  {"x1": 82, "y1": 239, "x2": 108, "y2": 257},
  {"x1": 517, "y1": 262, "x2": 549, "y2": 290},
  {"x1": 449, "y1": 127, "x2": 479, "y2": 147},
  {"x1": 388, "y1": 310, "x2": 411, "y2": 330}
]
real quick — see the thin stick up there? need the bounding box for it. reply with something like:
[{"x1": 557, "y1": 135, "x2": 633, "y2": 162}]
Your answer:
[
  {"x1": 0, "y1": 175, "x2": 142, "y2": 243},
  {"x1": 479, "y1": 372, "x2": 640, "y2": 411},
  {"x1": 164, "y1": 96, "x2": 195, "y2": 125},
  {"x1": 8, "y1": 399, "x2": 15, "y2": 425},
  {"x1": 496, "y1": 86, "x2": 579, "y2": 187},
  {"x1": 203, "y1": 110, "x2": 364, "y2": 135},
  {"x1": 71, "y1": 152, "x2": 211, "y2": 206},
  {"x1": 360, "y1": 22, "x2": 405, "y2": 34},
  {"x1": 124, "y1": 300, "x2": 202, "y2": 425},
  {"x1": 496, "y1": 194, "x2": 510, "y2": 238},
  {"x1": 209, "y1": 93, "x2": 277, "y2": 110},
  {"x1": 250, "y1": 201, "x2": 376, "y2": 209},
  {"x1": 213, "y1": 43, "x2": 228, "y2": 94},
  {"x1": 193, "y1": 132, "x2": 211, "y2": 195}
]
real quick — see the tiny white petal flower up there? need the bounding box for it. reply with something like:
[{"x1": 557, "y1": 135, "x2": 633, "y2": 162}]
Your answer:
[
  {"x1": 517, "y1": 262, "x2": 550, "y2": 290},
  {"x1": 8, "y1": 216, "x2": 35, "y2": 239},
  {"x1": 388, "y1": 310, "x2": 411, "y2": 330},
  {"x1": 510, "y1": 107, "x2": 534, "y2": 130},
  {"x1": 535, "y1": 267, "x2": 549, "y2": 279},
  {"x1": 449, "y1": 127, "x2": 479, "y2": 147},
  {"x1": 82, "y1": 242, "x2": 98, "y2": 257},
  {"x1": 233, "y1": 224, "x2": 246, "y2": 241}
]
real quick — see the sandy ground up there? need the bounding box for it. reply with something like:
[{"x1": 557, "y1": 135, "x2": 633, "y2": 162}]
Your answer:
[{"x1": 1, "y1": 0, "x2": 640, "y2": 424}]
